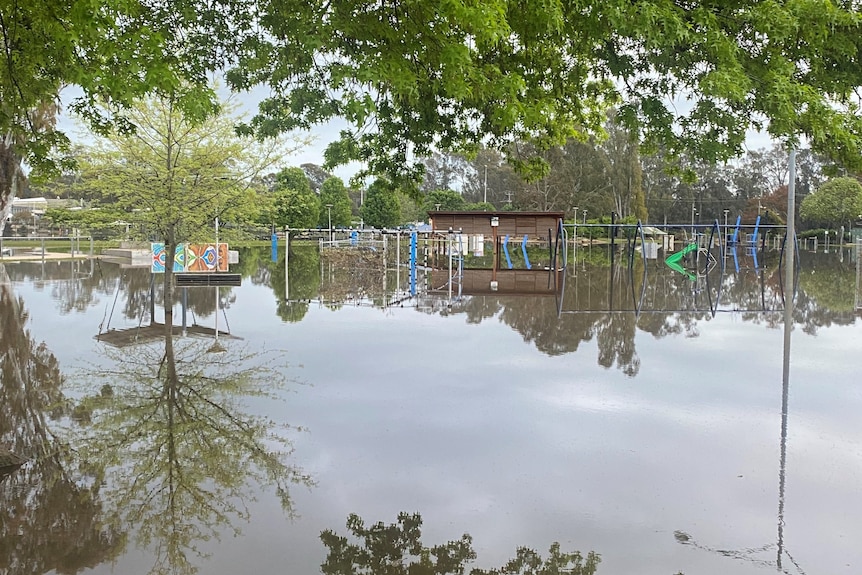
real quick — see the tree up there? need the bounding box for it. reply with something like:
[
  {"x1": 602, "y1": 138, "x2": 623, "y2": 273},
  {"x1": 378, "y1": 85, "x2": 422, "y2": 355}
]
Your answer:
[
  {"x1": 361, "y1": 180, "x2": 401, "y2": 228},
  {"x1": 0, "y1": 0, "x2": 268, "y2": 235},
  {"x1": 272, "y1": 167, "x2": 320, "y2": 229},
  {"x1": 301, "y1": 163, "x2": 334, "y2": 193},
  {"x1": 420, "y1": 152, "x2": 469, "y2": 194},
  {"x1": 79, "y1": 92, "x2": 288, "y2": 331},
  {"x1": 424, "y1": 189, "x2": 466, "y2": 213},
  {"x1": 800, "y1": 177, "x2": 862, "y2": 231},
  {"x1": 231, "y1": 1, "x2": 862, "y2": 192},
  {"x1": 318, "y1": 177, "x2": 353, "y2": 228},
  {"x1": 462, "y1": 148, "x2": 523, "y2": 208},
  {"x1": 597, "y1": 116, "x2": 648, "y2": 221}
]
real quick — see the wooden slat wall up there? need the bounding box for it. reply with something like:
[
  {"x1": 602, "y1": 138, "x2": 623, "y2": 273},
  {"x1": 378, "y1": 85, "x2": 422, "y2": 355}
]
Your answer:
[{"x1": 430, "y1": 212, "x2": 562, "y2": 238}]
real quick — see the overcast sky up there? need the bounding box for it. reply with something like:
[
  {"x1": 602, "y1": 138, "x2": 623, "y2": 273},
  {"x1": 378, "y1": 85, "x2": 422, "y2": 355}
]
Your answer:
[{"x1": 55, "y1": 84, "x2": 777, "y2": 187}]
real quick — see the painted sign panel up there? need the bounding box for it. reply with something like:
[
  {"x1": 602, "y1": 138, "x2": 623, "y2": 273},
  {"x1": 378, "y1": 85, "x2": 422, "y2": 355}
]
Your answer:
[
  {"x1": 185, "y1": 243, "x2": 229, "y2": 272},
  {"x1": 151, "y1": 243, "x2": 186, "y2": 273},
  {"x1": 151, "y1": 243, "x2": 228, "y2": 273}
]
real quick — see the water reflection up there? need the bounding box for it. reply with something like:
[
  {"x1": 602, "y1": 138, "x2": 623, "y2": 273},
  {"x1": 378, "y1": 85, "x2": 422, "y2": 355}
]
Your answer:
[
  {"x1": 71, "y1": 326, "x2": 313, "y2": 574},
  {"x1": 672, "y1": 247, "x2": 804, "y2": 575},
  {"x1": 261, "y1": 245, "x2": 859, "y2": 377},
  {"x1": 321, "y1": 512, "x2": 600, "y2": 575},
  {"x1": 0, "y1": 264, "x2": 125, "y2": 573},
  {"x1": 2, "y1": 261, "x2": 312, "y2": 575}
]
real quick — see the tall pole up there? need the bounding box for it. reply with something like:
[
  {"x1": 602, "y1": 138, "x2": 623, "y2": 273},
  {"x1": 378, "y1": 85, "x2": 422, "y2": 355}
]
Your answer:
[
  {"x1": 785, "y1": 149, "x2": 797, "y2": 300},
  {"x1": 284, "y1": 226, "x2": 290, "y2": 303},
  {"x1": 777, "y1": 146, "x2": 797, "y2": 571},
  {"x1": 215, "y1": 216, "x2": 220, "y2": 272},
  {"x1": 326, "y1": 204, "x2": 333, "y2": 242},
  {"x1": 573, "y1": 206, "x2": 578, "y2": 256},
  {"x1": 214, "y1": 286, "x2": 219, "y2": 343},
  {"x1": 483, "y1": 165, "x2": 488, "y2": 204},
  {"x1": 447, "y1": 228, "x2": 453, "y2": 303}
]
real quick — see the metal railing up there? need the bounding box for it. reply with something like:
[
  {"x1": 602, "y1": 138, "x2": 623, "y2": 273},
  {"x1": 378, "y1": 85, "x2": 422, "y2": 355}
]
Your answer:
[{"x1": 0, "y1": 235, "x2": 94, "y2": 260}]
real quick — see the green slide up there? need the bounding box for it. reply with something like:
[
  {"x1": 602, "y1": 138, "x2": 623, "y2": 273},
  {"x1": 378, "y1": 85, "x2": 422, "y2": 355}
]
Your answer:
[{"x1": 664, "y1": 243, "x2": 698, "y2": 281}]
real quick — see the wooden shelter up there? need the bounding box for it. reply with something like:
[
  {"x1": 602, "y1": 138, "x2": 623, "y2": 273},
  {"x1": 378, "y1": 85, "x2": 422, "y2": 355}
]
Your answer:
[
  {"x1": 426, "y1": 211, "x2": 566, "y2": 292},
  {"x1": 428, "y1": 211, "x2": 564, "y2": 239}
]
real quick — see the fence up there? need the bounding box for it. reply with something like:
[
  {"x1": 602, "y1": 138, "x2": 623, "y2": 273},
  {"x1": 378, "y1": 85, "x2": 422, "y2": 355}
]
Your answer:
[{"x1": 0, "y1": 235, "x2": 94, "y2": 260}]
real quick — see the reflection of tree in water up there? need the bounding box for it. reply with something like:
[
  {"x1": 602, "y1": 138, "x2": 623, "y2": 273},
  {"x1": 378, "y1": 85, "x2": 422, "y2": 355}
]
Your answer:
[
  {"x1": 236, "y1": 246, "x2": 276, "y2": 286},
  {"x1": 793, "y1": 250, "x2": 858, "y2": 334},
  {"x1": 318, "y1": 247, "x2": 389, "y2": 306},
  {"x1": 0, "y1": 265, "x2": 125, "y2": 574},
  {"x1": 72, "y1": 331, "x2": 313, "y2": 575},
  {"x1": 268, "y1": 244, "x2": 320, "y2": 322},
  {"x1": 3, "y1": 259, "x2": 119, "y2": 315},
  {"x1": 419, "y1": 247, "x2": 859, "y2": 375},
  {"x1": 321, "y1": 512, "x2": 600, "y2": 575}
]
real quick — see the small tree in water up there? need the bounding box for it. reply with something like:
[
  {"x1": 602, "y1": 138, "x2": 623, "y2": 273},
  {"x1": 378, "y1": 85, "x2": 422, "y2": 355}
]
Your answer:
[{"x1": 78, "y1": 90, "x2": 302, "y2": 331}]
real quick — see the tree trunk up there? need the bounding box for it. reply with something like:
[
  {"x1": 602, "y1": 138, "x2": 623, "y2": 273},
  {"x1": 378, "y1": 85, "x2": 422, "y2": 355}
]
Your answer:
[
  {"x1": 163, "y1": 227, "x2": 177, "y2": 336},
  {"x1": 0, "y1": 138, "x2": 24, "y2": 237}
]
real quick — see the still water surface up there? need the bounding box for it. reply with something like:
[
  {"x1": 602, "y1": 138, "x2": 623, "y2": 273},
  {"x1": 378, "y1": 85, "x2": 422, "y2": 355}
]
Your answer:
[{"x1": 1, "y1": 246, "x2": 861, "y2": 575}]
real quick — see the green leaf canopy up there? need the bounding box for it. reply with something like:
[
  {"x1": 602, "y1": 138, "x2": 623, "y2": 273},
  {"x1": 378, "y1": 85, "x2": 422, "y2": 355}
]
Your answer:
[{"x1": 230, "y1": 0, "x2": 862, "y2": 187}]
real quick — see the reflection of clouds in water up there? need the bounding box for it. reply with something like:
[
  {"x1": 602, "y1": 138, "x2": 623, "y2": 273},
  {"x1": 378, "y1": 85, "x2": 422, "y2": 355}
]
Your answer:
[{"x1": 7, "y1": 254, "x2": 862, "y2": 575}]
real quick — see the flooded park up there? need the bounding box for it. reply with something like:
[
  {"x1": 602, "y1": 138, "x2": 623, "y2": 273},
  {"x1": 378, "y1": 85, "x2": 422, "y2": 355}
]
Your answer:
[{"x1": 2, "y1": 227, "x2": 861, "y2": 575}]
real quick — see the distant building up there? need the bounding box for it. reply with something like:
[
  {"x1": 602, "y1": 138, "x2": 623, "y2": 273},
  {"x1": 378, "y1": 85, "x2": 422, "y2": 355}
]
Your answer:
[{"x1": 11, "y1": 197, "x2": 48, "y2": 215}]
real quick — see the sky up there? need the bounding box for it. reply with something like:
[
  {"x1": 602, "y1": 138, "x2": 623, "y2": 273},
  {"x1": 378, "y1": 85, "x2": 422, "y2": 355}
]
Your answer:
[{"x1": 54, "y1": 83, "x2": 778, "y2": 188}]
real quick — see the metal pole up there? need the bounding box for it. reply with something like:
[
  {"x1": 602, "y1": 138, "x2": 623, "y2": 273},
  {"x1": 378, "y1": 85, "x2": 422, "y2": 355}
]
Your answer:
[
  {"x1": 483, "y1": 165, "x2": 487, "y2": 204},
  {"x1": 326, "y1": 204, "x2": 333, "y2": 242},
  {"x1": 284, "y1": 226, "x2": 290, "y2": 303},
  {"x1": 214, "y1": 286, "x2": 219, "y2": 343},
  {"x1": 215, "y1": 217, "x2": 220, "y2": 272},
  {"x1": 785, "y1": 148, "x2": 797, "y2": 304},
  {"x1": 448, "y1": 229, "x2": 453, "y2": 302},
  {"x1": 572, "y1": 206, "x2": 578, "y2": 258},
  {"x1": 777, "y1": 146, "x2": 797, "y2": 572},
  {"x1": 396, "y1": 230, "x2": 401, "y2": 296}
]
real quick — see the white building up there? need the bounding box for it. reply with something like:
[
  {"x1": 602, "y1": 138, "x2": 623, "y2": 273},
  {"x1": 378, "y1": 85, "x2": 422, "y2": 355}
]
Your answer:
[{"x1": 11, "y1": 197, "x2": 48, "y2": 215}]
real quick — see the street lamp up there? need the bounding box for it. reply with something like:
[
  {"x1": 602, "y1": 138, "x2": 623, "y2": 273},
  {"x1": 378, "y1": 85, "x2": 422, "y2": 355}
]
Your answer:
[
  {"x1": 723, "y1": 208, "x2": 730, "y2": 258},
  {"x1": 325, "y1": 204, "x2": 333, "y2": 242},
  {"x1": 572, "y1": 206, "x2": 578, "y2": 251}
]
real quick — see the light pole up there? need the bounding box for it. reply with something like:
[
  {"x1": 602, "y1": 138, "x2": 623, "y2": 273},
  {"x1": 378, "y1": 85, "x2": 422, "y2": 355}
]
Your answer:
[
  {"x1": 723, "y1": 208, "x2": 730, "y2": 258},
  {"x1": 572, "y1": 206, "x2": 578, "y2": 251},
  {"x1": 483, "y1": 165, "x2": 488, "y2": 204},
  {"x1": 582, "y1": 209, "x2": 587, "y2": 225},
  {"x1": 326, "y1": 204, "x2": 333, "y2": 242}
]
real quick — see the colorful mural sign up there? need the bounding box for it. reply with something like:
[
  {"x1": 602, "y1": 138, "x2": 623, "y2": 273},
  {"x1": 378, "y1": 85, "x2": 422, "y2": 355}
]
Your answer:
[
  {"x1": 151, "y1": 243, "x2": 228, "y2": 273},
  {"x1": 151, "y1": 243, "x2": 186, "y2": 273},
  {"x1": 186, "y1": 243, "x2": 229, "y2": 272}
]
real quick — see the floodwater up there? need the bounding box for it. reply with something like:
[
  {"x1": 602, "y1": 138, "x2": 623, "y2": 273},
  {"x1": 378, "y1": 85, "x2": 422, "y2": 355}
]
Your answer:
[{"x1": 1, "y1": 244, "x2": 861, "y2": 575}]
